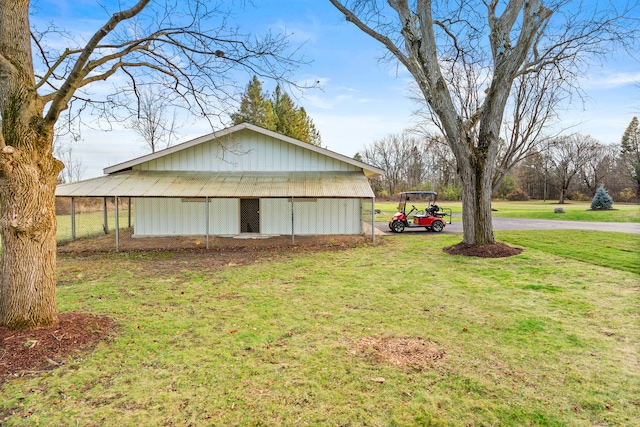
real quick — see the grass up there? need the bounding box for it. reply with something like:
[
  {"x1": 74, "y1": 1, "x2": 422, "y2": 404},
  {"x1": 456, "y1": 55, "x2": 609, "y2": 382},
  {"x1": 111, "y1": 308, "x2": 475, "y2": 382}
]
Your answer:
[
  {"x1": 56, "y1": 209, "x2": 131, "y2": 243},
  {"x1": 497, "y1": 230, "x2": 640, "y2": 275},
  {"x1": 1, "y1": 230, "x2": 639, "y2": 426},
  {"x1": 374, "y1": 200, "x2": 640, "y2": 223},
  {"x1": 491, "y1": 201, "x2": 640, "y2": 222}
]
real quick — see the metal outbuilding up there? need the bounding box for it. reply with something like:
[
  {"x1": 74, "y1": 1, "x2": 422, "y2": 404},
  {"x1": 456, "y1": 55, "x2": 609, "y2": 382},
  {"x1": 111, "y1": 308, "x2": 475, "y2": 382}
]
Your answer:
[{"x1": 56, "y1": 123, "x2": 383, "y2": 248}]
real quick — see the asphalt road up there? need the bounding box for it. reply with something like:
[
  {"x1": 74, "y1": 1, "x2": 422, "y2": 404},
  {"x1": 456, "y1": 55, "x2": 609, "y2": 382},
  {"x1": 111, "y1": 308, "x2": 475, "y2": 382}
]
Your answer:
[{"x1": 375, "y1": 216, "x2": 640, "y2": 235}]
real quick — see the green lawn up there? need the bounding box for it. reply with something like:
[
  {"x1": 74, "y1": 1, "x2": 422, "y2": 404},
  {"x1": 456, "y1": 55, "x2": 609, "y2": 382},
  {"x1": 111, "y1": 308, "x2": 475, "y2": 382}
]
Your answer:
[
  {"x1": 491, "y1": 201, "x2": 640, "y2": 222},
  {"x1": 374, "y1": 200, "x2": 640, "y2": 223},
  {"x1": 1, "y1": 231, "x2": 638, "y2": 426},
  {"x1": 57, "y1": 209, "x2": 131, "y2": 243}
]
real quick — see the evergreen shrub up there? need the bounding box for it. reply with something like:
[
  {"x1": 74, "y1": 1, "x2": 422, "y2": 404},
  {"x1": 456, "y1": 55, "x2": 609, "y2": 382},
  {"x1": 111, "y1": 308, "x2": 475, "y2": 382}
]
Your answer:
[{"x1": 590, "y1": 186, "x2": 613, "y2": 210}]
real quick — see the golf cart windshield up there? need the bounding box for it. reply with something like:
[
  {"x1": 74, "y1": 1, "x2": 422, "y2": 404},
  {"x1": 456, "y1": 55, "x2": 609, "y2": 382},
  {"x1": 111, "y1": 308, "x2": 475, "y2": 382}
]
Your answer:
[{"x1": 398, "y1": 192, "x2": 437, "y2": 213}]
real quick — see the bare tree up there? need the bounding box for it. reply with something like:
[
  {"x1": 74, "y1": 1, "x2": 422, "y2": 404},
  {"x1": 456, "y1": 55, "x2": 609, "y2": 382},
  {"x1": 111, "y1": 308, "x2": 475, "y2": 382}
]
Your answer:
[
  {"x1": 329, "y1": 0, "x2": 638, "y2": 245},
  {"x1": 0, "y1": 0, "x2": 300, "y2": 329},
  {"x1": 579, "y1": 143, "x2": 617, "y2": 196},
  {"x1": 360, "y1": 133, "x2": 415, "y2": 195},
  {"x1": 492, "y1": 67, "x2": 565, "y2": 195},
  {"x1": 126, "y1": 88, "x2": 181, "y2": 153},
  {"x1": 548, "y1": 134, "x2": 600, "y2": 203},
  {"x1": 53, "y1": 138, "x2": 87, "y2": 183}
]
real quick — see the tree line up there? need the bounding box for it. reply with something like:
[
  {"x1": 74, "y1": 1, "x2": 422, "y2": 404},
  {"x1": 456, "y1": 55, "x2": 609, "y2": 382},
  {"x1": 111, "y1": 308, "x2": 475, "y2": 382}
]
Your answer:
[{"x1": 358, "y1": 117, "x2": 640, "y2": 203}]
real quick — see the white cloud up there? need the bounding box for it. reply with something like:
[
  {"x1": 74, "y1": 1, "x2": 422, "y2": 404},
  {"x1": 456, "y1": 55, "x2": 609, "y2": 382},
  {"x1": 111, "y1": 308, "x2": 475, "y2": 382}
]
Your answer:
[
  {"x1": 582, "y1": 71, "x2": 640, "y2": 89},
  {"x1": 304, "y1": 94, "x2": 334, "y2": 110}
]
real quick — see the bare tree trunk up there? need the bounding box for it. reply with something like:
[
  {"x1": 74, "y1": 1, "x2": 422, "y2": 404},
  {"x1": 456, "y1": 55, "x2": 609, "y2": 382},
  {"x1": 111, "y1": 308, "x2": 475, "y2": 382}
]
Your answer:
[
  {"x1": 458, "y1": 151, "x2": 495, "y2": 246},
  {"x1": 0, "y1": 1, "x2": 63, "y2": 328},
  {"x1": 0, "y1": 135, "x2": 62, "y2": 329}
]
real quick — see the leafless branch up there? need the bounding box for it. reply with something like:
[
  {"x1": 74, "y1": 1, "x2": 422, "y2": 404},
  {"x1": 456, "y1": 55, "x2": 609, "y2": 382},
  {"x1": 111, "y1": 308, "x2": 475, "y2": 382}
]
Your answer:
[
  {"x1": 44, "y1": 0, "x2": 152, "y2": 125},
  {"x1": 28, "y1": 1, "x2": 304, "y2": 137}
]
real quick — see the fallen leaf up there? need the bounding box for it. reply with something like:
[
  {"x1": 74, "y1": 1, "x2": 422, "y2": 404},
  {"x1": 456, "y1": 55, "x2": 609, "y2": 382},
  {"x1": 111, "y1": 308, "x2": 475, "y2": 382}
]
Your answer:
[
  {"x1": 230, "y1": 329, "x2": 238, "y2": 334},
  {"x1": 371, "y1": 377, "x2": 386, "y2": 383}
]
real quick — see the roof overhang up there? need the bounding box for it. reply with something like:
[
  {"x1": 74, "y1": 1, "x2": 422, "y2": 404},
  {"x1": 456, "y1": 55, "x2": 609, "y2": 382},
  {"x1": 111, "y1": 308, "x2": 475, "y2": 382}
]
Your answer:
[{"x1": 56, "y1": 171, "x2": 376, "y2": 199}]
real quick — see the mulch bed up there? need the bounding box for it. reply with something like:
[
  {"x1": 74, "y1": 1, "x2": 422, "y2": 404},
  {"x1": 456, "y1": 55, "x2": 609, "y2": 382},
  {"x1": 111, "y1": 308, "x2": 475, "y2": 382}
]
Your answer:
[
  {"x1": 0, "y1": 313, "x2": 114, "y2": 383},
  {"x1": 443, "y1": 241, "x2": 523, "y2": 258}
]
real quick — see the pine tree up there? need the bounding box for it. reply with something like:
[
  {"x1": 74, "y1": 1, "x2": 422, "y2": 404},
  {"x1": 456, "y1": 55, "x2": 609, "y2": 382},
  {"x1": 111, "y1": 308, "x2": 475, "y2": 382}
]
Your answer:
[
  {"x1": 231, "y1": 76, "x2": 277, "y2": 130},
  {"x1": 621, "y1": 116, "x2": 640, "y2": 197},
  {"x1": 232, "y1": 78, "x2": 321, "y2": 146},
  {"x1": 272, "y1": 85, "x2": 298, "y2": 137},
  {"x1": 590, "y1": 186, "x2": 613, "y2": 210},
  {"x1": 298, "y1": 107, "x2": 322, "y2": 146}
]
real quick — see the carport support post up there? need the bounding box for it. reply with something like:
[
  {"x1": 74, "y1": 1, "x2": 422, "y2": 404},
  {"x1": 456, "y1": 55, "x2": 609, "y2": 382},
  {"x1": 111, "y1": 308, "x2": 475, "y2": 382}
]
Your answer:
[
  {"x1": 115, "y1": 196, "x2": 119, "y2": 252},
  {"x1": 290, "y1": 196, "x2": 295, "y2": 245},
  {"x1": 102, "y1": 197, "x2": 109, "y2": 234},
  {"x1": 70, "y1": 197, "x2": 76, "y2": 240},
  {"x1": 128, "y1": 197, "x2": 132, "y2": 228},
  {"x1": 371, "y1": 198, "x2": 375, "y2": 244},
  {"x1": 205, "y1": 196, "x2": 210, "y2": 249}
]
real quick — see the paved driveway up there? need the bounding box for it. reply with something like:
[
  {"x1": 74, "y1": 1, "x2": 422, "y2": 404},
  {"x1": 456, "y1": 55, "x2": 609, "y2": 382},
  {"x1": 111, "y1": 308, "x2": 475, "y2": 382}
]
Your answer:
[{"x1": 375, "y1": 216, "x2": 640, "y2": 234}]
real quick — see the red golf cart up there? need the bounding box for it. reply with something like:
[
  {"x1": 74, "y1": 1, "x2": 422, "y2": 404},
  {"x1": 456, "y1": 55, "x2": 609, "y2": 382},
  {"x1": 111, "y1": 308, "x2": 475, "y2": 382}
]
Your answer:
[{"x1": 389, "y1": 191, "x2": 452, "y2": 233}]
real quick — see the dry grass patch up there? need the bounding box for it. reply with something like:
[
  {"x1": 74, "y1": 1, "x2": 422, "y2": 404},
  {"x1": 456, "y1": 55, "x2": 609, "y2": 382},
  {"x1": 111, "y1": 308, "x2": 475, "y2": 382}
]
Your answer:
[{"x1": 354, "y1": 336, "x2": 445, "y2": 368}]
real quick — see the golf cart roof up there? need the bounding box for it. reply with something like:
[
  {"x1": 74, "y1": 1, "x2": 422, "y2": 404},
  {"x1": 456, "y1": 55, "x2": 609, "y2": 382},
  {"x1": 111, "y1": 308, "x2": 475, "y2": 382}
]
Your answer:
[{"x1": 400, "y1": 191, "x2": 437, "y2": 196}]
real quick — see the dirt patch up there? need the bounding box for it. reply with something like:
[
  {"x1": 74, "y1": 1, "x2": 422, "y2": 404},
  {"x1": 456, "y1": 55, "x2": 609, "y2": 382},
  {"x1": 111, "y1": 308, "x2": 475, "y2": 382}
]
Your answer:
[
  {"x1": 57, "y1": 232, "x2": 375, "y2": 279},
  {"x1": 0, "y1": 313, "x2": 114, "y2": 383},
  {"x1": 443, "y1": 241, "x2": 523, "y2": 258},
  {"x1": 58, "y1": 228, "x2": 370, "y2": 254},
  {"x1": 354, "y1": 336, "x2": 445, "y2": 368}
]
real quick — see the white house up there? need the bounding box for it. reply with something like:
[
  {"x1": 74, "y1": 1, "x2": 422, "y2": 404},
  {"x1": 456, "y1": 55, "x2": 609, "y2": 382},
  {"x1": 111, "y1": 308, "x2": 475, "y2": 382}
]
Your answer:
[{"x1": 56, "y1": 123, "x2": 383, "y2": 239}]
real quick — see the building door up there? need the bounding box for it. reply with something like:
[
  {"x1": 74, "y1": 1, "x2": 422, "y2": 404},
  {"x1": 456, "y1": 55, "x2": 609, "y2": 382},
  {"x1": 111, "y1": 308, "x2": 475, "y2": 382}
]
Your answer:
[{"x1": 240, "y1": 199, "x2": 260, "y2": 233}]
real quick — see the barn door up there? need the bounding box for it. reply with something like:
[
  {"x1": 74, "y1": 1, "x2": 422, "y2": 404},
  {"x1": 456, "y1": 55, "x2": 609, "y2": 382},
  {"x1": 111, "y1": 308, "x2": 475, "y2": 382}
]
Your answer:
[{"x1": 240, "y1": 199, "x2": 260, "y2": 233}]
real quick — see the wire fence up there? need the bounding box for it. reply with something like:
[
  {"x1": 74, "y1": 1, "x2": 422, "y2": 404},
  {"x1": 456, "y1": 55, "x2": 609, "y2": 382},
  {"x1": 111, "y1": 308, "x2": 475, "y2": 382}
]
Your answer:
[
  {"x1": 55, "y1": 197, "x2": 377, "y2": 249},
  {"x1": 56, "y1": 197, "x2": 132, "y2": 243}
]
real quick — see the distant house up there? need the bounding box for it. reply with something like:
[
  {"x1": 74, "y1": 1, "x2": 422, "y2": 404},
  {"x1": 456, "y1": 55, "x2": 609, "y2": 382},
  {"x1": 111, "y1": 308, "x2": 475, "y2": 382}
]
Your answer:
[{"x1": 56, "y1": 123, "x2": 383, "y2": 238}]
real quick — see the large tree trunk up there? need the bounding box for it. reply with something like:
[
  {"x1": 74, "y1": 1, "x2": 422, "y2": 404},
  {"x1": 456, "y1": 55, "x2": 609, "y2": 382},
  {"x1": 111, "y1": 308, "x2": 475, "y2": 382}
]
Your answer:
[
  {"x1": 0, "y1": 144, "x2": 61, "y2": 329},
  {"x1": 458, "y1": 151, "x2": 495, "y2": 246},
  {"x1": 0, "y1": 91, "x2": 62, "y2": 329},
  {"x1": 0, "y1": 0, "x2": 63, "y2": 329}
]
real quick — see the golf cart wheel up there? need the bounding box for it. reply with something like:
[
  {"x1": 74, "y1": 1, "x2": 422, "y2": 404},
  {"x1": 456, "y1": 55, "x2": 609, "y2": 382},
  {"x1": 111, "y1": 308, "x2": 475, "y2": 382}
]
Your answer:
[
  {"x1": 391, "y1": 220, "x2": 405, "y2": 233},
  {"x1": 432, "y1": 221, "x2": 444, "y2": 233}
]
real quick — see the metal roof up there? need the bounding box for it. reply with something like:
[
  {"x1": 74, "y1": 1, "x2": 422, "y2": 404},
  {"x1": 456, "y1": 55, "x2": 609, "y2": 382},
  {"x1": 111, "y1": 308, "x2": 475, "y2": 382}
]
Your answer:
[
  {"x1": 103, "y1": 123, "x2": 384, "y2": 178},
  {"x1": 56, "y1": 171, "x2": 376, "y2": 199}
]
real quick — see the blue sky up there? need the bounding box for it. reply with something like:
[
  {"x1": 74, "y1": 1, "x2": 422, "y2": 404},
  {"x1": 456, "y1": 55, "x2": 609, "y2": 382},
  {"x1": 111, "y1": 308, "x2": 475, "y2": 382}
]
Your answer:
[{"x1": 32, "y1": 0, "x2": 640, "y2": 178}]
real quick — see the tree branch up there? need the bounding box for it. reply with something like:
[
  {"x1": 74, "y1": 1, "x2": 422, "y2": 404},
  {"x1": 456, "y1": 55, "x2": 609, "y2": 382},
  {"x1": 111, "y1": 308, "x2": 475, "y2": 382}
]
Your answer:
[
  {"x1": 329, "y1": 0, "x2": 412, "y2": 70},
  {"x1": 44, "y1": 0, "x2": 151, "y2": 125}
]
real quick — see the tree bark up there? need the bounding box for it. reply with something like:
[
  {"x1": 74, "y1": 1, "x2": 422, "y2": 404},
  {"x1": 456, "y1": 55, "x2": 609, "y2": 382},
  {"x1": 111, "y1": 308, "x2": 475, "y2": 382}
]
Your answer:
[
  {"x1": 457, "y1": 146, "x2": 495, "y2": 246},
  {"x1": 0, "y1": 0, "x2": 63, "y2": 329},
  {"x1": 0, "y1": 144, "x2": 61, "y2": 329}
]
